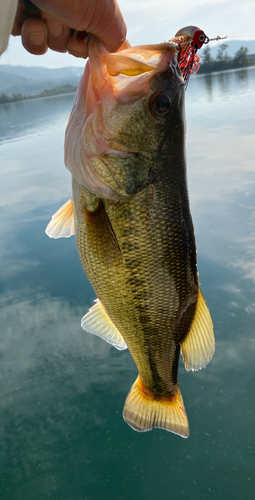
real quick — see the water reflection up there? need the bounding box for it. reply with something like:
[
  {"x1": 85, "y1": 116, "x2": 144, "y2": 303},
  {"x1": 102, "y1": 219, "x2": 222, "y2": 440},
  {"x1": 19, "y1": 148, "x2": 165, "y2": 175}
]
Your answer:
[
  {"x1": 203, "y1": 74, "x2": 213, "y2": 99},
  {"x1": 0, "y1": 68, "x2": 255, "y2": 499},
  {"x1": 0, "y1": 96, "x2": 74, "y2": 212},
  {"x1": 0, "y1": 93, "x2": 75, "y2": 144},
  {"x1": 188, "y1": 65, "x2": 255, "y2": 102},
  {"x1": 235, "y1": 68, "x2": 249, "y2": 85}
]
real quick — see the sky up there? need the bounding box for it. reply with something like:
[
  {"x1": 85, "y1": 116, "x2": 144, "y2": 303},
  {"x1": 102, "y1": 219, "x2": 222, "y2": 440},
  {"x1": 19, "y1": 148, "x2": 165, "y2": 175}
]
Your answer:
[{"x1": 1, "y1": 0, "x2": 255, "y2": 68}]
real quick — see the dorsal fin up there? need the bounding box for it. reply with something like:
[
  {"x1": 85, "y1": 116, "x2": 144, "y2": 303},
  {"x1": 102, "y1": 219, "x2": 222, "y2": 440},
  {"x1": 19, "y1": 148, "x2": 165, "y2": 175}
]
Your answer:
[
  {"x1": 180, "y1": 288, "x2": 215, "y2": 371},
  {"x1": 45, "y1": 199, "x2": 74, "y2": 239},
  {"x1": 81, "y1": 299, "x2": 127, "y2": 351}
]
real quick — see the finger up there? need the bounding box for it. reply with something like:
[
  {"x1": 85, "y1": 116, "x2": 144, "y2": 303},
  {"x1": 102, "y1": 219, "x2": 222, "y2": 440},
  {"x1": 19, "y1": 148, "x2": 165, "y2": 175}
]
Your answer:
[
  {"x1": 30, "y1": 0, "x2": 127, "y2": 53},
  {"x1": 44, "y1": 18, "x2": 70, "y2": 53},
  {"x1": 66, "y1": 31, "x2": 89, "y2": 59},
  {"x1": 21, "y1": 17, "x2": 48, "y2": 55},
  {"x1": 85, "y1": 1, "x2": 127, "y2": 53},
  {"x1": 12, "y1": 0, "x2": 41, "y2": 36}
]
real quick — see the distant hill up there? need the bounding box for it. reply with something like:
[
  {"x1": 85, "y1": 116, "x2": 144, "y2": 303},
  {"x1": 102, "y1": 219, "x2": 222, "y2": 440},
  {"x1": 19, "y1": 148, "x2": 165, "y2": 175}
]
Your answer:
[
  {"x1": 0, "y1": 65, "x2": 84, "y2": 95},
  {"x1": 1, "y1": 40, "x2": 255, "y2": 96},
  {"x1": 200, "y1": 39, "x2": 255, "y2": 59}
]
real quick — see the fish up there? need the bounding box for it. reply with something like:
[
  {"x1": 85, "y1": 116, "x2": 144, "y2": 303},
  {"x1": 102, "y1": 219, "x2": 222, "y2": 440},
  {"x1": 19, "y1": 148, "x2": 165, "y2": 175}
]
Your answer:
[{"x1": 46, "y1": 36, "x2": 215, "y2": 437}]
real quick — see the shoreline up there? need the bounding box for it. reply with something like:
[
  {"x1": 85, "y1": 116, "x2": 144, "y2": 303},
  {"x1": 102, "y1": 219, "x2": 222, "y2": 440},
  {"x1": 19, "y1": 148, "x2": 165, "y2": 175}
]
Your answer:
[
  {"x1": 1, "y1": 65, "x2": 255, "y2": 106},
  {"x1": 0, "y1": 85, "x2": 77, "y2": 105},
  {"x1": 198, "y1": 63, "x2": 254, "y2": 76}
]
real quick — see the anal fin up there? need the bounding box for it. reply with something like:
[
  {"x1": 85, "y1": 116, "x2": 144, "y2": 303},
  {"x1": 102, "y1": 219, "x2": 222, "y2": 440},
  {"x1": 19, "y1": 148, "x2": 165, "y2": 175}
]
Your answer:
[
  {"x1": 81, "y1": 299, "x2": 127, "y2": 351},
  {"x1": 181, "y1": 288, "x2": 215, "y2": 371},
  {"x1": 45, "y1": 198, "x2": 74, "y2": 239},
  {"x1": 123, "y1": 376, "x2": 189, "y2": 438}
]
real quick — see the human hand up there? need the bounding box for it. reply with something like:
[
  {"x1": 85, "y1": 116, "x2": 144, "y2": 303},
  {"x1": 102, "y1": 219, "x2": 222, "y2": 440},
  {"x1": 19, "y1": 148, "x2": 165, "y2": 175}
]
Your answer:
[{"x1": 12, "y1": 0, "x2": 127, "y2": 58}]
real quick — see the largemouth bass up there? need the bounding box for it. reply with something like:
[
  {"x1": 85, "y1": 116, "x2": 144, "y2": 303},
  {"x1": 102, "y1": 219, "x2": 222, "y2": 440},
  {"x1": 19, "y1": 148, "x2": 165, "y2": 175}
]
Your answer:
[{"x1": 46, "y1": 37, "x2": 215, "y2": 437}]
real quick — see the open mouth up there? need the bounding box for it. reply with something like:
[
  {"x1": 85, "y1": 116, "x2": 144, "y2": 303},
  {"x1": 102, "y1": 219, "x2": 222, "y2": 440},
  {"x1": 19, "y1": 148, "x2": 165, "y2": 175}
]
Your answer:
[
  {"x1": 106, "y1": 42, "x2": 179, "y2": 77},
  {"x1": 88, "y1": 37, "x2": 180, "y2": 103}
]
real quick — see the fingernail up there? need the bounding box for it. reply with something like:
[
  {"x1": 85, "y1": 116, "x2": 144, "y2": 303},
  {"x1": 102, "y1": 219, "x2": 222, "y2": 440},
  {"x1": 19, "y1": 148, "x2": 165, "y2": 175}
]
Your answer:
[
  {"x1": 29, "y1": 32, "x2": 45, "y2": 46},
  {"x1": 46, "y1": 20, "x2": 64, "y2": 37}
]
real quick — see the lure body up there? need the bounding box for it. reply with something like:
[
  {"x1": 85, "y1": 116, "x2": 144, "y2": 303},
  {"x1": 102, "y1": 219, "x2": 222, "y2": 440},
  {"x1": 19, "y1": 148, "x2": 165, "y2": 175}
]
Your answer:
[{"x1": 172, "y1": 26, "x2": 208, "y2": 84}]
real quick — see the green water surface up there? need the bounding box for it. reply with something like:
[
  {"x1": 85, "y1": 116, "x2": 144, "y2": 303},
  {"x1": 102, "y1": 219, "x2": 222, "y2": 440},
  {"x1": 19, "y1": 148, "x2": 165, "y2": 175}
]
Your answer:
[{"x1": 0, "y1": 68, "x2": 255, "y2": 500}]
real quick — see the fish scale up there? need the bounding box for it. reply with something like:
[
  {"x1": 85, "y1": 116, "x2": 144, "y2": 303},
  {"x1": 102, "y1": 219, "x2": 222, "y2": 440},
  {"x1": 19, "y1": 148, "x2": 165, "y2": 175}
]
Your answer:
[{"x1": 73, "y1": 157, "x2": 198, "y2": 397}]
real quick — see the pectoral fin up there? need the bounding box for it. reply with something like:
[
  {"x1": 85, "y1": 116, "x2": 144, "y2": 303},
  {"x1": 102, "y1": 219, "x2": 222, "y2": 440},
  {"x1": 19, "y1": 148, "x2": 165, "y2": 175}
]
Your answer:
[
  {"x1": 85, "y1": 200, "x2": 122, "y2": 266},
  {"x1": 181, "y1": 288, "x2": 215, "y2": 371},
  {"x1": 81, "y1": 299, "x2": 127, "y2": 351},
  {"x1": 45, "y1": 198, "x2": 74, "y2": 239}
]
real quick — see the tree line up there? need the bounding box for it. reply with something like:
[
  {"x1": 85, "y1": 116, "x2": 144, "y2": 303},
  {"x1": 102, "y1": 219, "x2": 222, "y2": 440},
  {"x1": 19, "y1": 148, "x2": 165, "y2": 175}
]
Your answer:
[
  {"x1": 0, "y1": 84, "x2": 77, "y2": 105},
  {"x1": 200, "y1": 45, "x2": 252, "y2": 73},
  {"x1": 0, "y1": 46, "x2": 252, "y2": 104}
]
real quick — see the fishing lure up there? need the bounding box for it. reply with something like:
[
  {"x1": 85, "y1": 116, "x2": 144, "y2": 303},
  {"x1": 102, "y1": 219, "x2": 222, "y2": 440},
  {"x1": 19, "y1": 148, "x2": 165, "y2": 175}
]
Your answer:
[{"x1": 172, "y1": 26, "x2": 227, "y2": 85}]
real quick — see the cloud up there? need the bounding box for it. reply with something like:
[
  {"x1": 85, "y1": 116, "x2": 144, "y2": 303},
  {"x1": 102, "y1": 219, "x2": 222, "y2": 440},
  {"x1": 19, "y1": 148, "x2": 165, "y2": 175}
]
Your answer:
[
  {"x1": 231, "y1": 255, "x2": 255, "y2": 283},
  {"x1": 0, "y1": 289, "x2": 121, "y2": 378},
  {"x1": 245, "y1": 303, "x2": 255, "y2": 314}
]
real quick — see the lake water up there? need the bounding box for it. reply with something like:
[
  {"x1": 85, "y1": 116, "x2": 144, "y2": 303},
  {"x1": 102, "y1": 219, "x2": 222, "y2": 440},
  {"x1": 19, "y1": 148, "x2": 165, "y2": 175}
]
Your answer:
[{"x1": 0, "y1": 67, "x2": 255, "y2": 500}]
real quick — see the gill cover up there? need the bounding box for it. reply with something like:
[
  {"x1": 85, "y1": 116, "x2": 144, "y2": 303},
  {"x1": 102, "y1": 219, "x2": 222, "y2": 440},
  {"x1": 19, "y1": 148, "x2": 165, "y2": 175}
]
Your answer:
[{"x1": 64, "y1": 37, "x2": 179, "y2": 200}]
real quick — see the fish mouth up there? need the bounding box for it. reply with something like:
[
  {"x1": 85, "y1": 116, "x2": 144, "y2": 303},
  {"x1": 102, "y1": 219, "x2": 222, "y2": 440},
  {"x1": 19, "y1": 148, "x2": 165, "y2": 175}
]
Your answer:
[
  {"x1": 65, "y1": 37, "x2": 183, "y2": 201},
  {"x1": 89, "y1": 36, "x2": 180, "y2": 104},
  {"x1": 106, "y1": 42, "x2": 179, "y2": 78}
]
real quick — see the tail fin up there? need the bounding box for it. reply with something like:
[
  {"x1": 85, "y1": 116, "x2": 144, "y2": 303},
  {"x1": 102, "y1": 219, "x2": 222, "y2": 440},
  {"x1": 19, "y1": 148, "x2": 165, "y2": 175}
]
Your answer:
[{"x1": 123, "y1": 376, "x2": 189, "y2": 438}]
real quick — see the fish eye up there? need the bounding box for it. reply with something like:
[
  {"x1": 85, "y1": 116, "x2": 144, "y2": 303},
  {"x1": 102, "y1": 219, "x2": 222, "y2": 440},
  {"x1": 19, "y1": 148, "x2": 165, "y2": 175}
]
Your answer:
[
  {"x1": 149, "y1": 92, "x2": 172, "y2": 116},
  {"x1": 199, "y1": 34, "x2": 205, "y2": 41}
]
